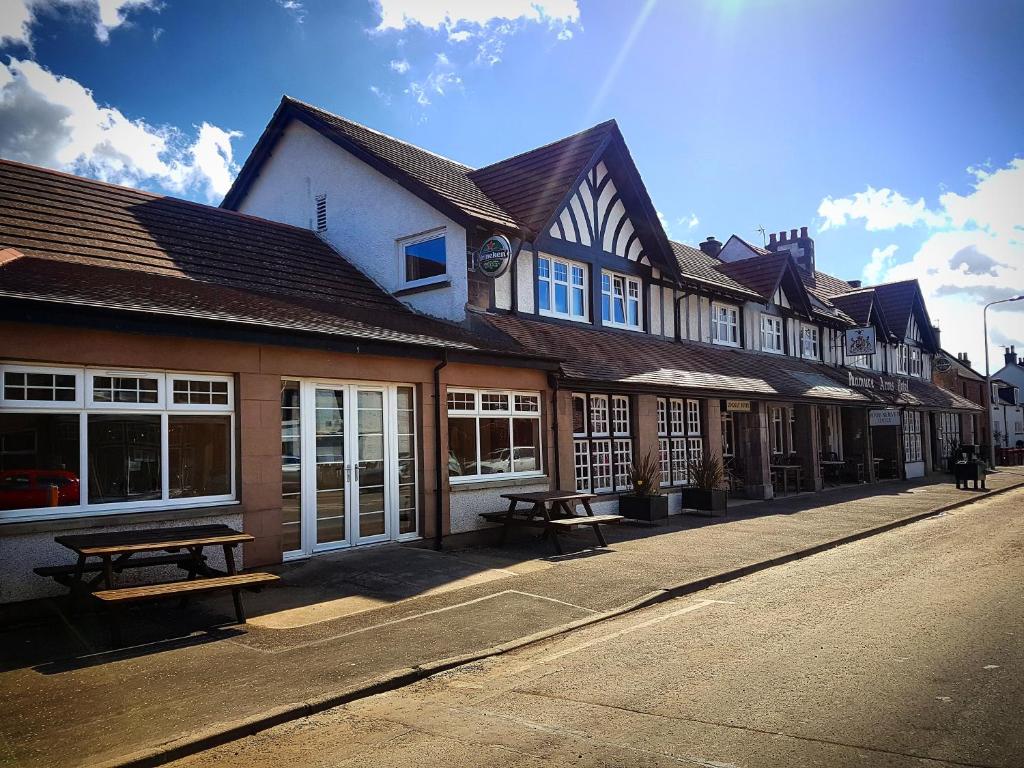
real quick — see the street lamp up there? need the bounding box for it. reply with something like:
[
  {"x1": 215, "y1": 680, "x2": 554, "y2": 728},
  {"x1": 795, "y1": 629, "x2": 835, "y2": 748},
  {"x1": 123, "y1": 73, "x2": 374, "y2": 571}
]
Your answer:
[{"x1": 984, "y1": 294, "x2": 1024, "y2": 466}]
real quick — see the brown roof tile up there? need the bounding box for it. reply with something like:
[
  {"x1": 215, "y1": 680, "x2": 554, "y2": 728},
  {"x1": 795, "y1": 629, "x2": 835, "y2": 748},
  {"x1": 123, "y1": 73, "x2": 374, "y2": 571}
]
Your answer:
[{"x1": 670, "y1": 241, "x2": 761, "y2": 300}]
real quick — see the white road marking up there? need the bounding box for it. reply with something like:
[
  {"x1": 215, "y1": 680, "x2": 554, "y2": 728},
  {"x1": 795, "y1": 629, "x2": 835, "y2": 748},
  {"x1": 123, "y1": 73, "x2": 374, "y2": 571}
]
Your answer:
[{"x1": 537, "y1": 599, "x2": 732, "y2": 664}]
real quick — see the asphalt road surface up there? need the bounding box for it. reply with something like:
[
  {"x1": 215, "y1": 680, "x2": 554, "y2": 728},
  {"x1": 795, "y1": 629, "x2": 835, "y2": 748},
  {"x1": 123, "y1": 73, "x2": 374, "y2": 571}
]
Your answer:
[{"x1": 174, "y1": 488, "x2": 1024, "y2": 768}]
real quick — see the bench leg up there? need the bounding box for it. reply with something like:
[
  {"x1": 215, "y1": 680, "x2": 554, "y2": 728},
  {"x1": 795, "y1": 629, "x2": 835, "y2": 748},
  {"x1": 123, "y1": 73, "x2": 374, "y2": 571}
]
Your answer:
[
  {"x1": 223, "y1": 544, "x2": 245, "y2": 624},
  {"x1": 499, "y1": 499, "x2": 518, "y2": 545},
  {"x1": 68, "y1": 554, "x2": 87, "y2": 617},
  {"x1": 581, "y1": 500, "x2": 608, "y2": 548}
]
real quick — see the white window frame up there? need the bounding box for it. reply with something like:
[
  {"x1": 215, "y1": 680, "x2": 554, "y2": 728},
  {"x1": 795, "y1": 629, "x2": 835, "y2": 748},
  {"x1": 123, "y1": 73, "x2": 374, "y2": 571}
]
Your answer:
[
  {"x1": 446, "y1": 388, "x2": 544, "y2": 484},
  {"x1": 896, "y1": 343, "x2": 909, "y2": 375},
  {"x1": 538, "y1": 255, "x2": 588, "y2": 322},
  {"x1": 760, "y1": 314, "x2": 784, "y2": 354},
  {"x1": 573, "y1": 392, "x2": 633, "y2": 494},
  {"x1": 601, "y1": 270, "x2": 642, "y2": 331},
  {"x1": 909, "y1": 346, "x2": 922, "y2": 377},
  {"x1": 657, "y1": 396, "x2": 704, "y2": 487},
  {"x1": 398, "y1": 228, "x2": 448, "y2": 290},
  {"x1": 0, "y1": 364, "x2": 236, "y2": 522},
  {"x1": 903, "y1": 410, "x2": 923, "y2": 463},
  {"x1": 800, "y1": 325, "x2": 819, "y2": 360},
  {"x1": 711, "y1": 303, "x2": 740, "y2": 347},
  {"x1": 169, "y1": 374, "x2": 235, "y2": 411}
]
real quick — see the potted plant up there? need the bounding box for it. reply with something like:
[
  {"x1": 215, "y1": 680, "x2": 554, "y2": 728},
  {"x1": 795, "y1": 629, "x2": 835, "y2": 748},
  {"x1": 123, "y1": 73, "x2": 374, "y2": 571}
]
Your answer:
[
  {"x1": 618, "y1": 450, "x2": 669, "y2": 522},
  {"x1": 681, "y1": 451, "x2": 728, "y2": 516}
]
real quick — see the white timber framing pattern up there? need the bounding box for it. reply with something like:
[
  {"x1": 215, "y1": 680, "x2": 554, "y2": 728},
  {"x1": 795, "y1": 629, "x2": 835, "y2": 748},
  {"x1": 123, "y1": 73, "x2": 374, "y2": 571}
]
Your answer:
[{"x1": 547, "y1": 161, "x2": 650, "y2": 266}]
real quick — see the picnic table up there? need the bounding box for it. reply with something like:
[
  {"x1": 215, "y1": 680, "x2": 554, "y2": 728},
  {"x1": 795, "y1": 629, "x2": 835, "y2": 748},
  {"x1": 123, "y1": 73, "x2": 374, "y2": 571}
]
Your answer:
[
  {"x1": 820, "y1": 459, "x2": 845, "y2": 485},
  {"x1": 480, "y1": 490, "x2": 623, "y2": 555},
  {"x1": 35, "y1": 524, "x2": 278, "y2": 644},
  {"x1": 770, "y1": 464, "x2": 803, "y2": 496}
]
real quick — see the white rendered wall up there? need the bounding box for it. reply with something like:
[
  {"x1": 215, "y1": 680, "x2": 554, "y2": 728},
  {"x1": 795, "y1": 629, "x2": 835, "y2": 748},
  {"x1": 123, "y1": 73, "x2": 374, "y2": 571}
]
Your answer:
[
  {"x1": 235, "y1": 120, "x2": 470, "y2": 322},
  {"x1": 516, "y1": 251, "x2": 535, "y2": 314},
  {"x1": 494, "y1": 270, "x2": 512, "y2": 310},
  {"x1": 449, "y1": 481, "x2": 549, "y2": 533}
]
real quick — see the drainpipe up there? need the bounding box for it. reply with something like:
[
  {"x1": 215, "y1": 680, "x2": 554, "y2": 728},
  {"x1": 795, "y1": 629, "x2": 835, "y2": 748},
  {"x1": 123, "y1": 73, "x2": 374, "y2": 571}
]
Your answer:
[
  {"x1": 433, "y1": 349, "x2": 449, "y2": 550},
  {"x1": 549, "y1": 373, "x2": 561, "y2": 489}
]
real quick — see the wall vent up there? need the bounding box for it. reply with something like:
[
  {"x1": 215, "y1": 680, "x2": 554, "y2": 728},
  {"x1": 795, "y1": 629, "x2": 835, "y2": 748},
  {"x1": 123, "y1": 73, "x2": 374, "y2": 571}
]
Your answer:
[{"x1": 315, "y1": 193, "x2": 327, "y2": 232}]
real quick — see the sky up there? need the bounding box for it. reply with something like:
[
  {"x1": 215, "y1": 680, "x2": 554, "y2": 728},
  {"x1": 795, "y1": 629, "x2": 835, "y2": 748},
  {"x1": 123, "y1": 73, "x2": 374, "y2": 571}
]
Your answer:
[{"x1": 0, "y1": 0, "x2": 1021, "y2": 370}]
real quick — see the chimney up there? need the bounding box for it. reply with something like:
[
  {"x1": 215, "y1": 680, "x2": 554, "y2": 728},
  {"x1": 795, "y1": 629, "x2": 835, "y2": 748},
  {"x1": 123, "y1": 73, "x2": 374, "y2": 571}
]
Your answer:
[
  {"x1": 800, "y1": 226, "x2": 808, "y2": 238},
  {"x1": 699, "y1": 236, "x2": 723, "y2": 259},
  {"x1": 847, "y1": 279, "x2": 862, "y2": 288},
  {"x1": 930, "y1": 324, "x2": 941, "y2": 350},
  {"x1": 768, "y1": 232, "x2": 777, "y2": 246},
  {"x1": 1007, "y1": 346, "x2": 1019, "y2": 367},
  {"x1": 790, "y1": 228, "x2": 798, "y2": 240},
  {"x1": 958, "y1": 352, "x2": 971, "y2": 369}
]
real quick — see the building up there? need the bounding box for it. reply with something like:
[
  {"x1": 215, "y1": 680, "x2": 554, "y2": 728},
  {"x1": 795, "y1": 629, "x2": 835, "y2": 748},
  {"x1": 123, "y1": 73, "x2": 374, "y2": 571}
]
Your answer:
[
  {"x1": 990, "y1": 348, "x2": 1024, "y2": 449},
  {"x1": 931, "y1": 350, "x2": 988, "y2": 463},
  {"x1": 0, "y1": 97, "x2": 982, "y2": 603}
]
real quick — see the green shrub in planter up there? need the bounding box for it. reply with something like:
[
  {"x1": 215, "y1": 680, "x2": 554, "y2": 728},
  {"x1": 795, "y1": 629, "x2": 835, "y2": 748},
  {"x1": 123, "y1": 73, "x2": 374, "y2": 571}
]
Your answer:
[
  {"x1": 681, "y1": 451, "x2": 728, "y2": 516},
  {"x1": 619, "y1": 449, "x2": 668, "y2": 522}
]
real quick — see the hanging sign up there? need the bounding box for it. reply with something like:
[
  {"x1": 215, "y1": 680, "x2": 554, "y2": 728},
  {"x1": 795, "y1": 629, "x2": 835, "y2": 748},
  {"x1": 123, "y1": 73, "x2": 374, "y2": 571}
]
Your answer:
[
  {"x1": 933, "y1": 355, "x2": 952, "y2": 373},
  {"x1": 869, "y1": 409, "x2": 901, "y2": 427},
  {"x1": 476, "y1": 235, "x2": 512, "y2": 278},
  {"x1": 725, "y1": 399, "x2": 751, "y2": 412},
  {"x1": 845, "y1": 326, "x2": 877, "y2": 357}
]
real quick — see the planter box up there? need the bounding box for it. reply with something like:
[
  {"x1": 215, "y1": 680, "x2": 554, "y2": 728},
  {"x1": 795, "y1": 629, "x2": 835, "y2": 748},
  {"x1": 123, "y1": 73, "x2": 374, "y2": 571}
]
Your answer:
[
  {"x1": 680, "y1": 488, "x2": 728, "y2": 516},
  {"x1": 618, "y1": 494, "x2": 669, "y2": 522}
]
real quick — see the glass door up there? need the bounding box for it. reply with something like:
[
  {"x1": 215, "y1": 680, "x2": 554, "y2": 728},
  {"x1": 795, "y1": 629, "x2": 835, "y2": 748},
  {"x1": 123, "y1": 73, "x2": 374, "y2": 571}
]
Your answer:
[
  {"x1": 353, "y1": 387, "x2": 388, "y2": 544},
  {"x1": 313, "y1": 387, "x2": 347, "y2": 549}
]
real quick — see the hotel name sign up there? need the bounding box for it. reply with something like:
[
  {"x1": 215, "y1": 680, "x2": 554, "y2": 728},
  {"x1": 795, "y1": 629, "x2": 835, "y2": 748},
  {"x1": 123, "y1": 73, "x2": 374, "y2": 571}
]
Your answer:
[
  {"x1": 725, "y1": 399, "x2": 751, "y2": 412},
  {"x1": 848, "y1": 371, "x2": 909, "y2": 393}
]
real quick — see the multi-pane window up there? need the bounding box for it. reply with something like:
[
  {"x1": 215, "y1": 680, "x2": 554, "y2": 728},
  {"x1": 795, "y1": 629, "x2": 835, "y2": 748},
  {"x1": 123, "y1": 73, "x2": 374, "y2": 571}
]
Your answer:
[
  {"x1": 721, "y1": 411, "x2": 735, "y2": 457},
  {"x1": 573, "y1": 393, "x2": 632, "y2": 494},
  {"x1": 769, "y1": 405, "x2": 790, "y2": 456},
  {"x1": 538, "y1": 255, "x2": 587, "y2": 321},
  {"x1": 0, "y1": 364, "x2": 234, "y2": 518},
  {"x1": 903, "y1": 410, "x2": 923, "y2": 463},
  {"x1": 935, "y1": 412, "x2": 961, "y2": 465},
  {"x1": 712, "y1": 303, "x2": 739, "y2": 346},
  {"x1": 447, "y1": 389, "x2": 542, "y2": 480},
  {"x1": 601, "y1": 271, "x2": 641, "y2": 330},
  {"x1": 761, "y1": 315, "x2": 783, "y2": 353},
  {"x1": 280, "y1": 380, "x2": 302, "y2": 553},
  {"x1": 657, "y1": 397, "x2": 704, "y2": 487},
  {"x1": 400, "y1": 230, "x2": 447, "y2": 287},
  {"x1": 896, "y1": 344, "x2": 909, "y2": 375},
  {"x1": 800, "y1": 325, "x2": 819, "y2": 359},
  {"x1": 909, "y1": 347, "x2": 922, "y2": 377}
]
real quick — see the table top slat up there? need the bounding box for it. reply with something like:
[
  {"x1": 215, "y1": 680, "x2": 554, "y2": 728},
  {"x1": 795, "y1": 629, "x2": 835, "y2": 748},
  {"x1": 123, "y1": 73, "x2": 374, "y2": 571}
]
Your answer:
[
  {"x1": 55, "y1": 525, "x2": 250, "y2": 556},
  {"x1": 501, "y1": 491, "x2": 595, "y2": 503}
]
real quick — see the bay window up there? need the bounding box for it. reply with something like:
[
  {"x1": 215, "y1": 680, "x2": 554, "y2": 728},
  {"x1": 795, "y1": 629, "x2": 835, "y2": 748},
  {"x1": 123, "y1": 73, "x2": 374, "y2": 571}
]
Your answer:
[
  {"x1": 761, "y1": 315, "x2": 783, "y2": 353},
  {"x1": 712, "y1": 303, "x2": 739, "y2": 347},
  {"x1": 0, "y1": 364, "x2": 235, "y2": 519},
  {"x1": 573, "y1": 393, "x2": 633, "y2": 493},
  {"x1": 447, "y1": 389, "x2": 542, "y2": 481},
  {"x1": 601, "y1": 271, "x2": 642, "y2": 330},
  {"x1": 538, "y1": 255, "x2": 587, "y2": 321},
  {"x1": 657, "y1": 397, "x2": 704, "y2": 487}
]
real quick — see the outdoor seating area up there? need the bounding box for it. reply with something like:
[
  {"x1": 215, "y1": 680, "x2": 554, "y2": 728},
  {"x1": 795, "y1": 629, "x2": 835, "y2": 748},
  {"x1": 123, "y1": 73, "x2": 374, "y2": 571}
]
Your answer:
[
  {"x1": 34, "y1": 524, "x2": 279, "y2": 645},
  {"x1": 481, "y1": 490, "x2": 623, "y2": 555}
]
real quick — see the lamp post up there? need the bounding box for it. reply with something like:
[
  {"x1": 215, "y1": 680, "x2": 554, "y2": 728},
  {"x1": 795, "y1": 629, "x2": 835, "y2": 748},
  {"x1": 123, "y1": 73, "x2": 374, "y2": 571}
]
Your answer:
[{"x1": 983, "y1": 294, "x2": 1024, "y2": 466}]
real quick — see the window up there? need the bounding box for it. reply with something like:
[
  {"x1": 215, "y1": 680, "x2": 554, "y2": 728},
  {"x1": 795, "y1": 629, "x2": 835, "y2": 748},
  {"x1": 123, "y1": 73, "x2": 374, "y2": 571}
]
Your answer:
[
  {"x1": 538, "y1": 256, "x2": 587, "y2": 321},
  {"x1": 801, "y1": 325, "x2": 819, "y2": 359},
  {"x1": 447, "y1": 389, "x2": 542, "y2": 481},
  {"x1": 896, "y1": 344, "x2": 909, "y2": 375},
  {"x1": 903, "y1": 410, "x2": 922, "y2": 463},
  {"x1": 601, "y1": 271, "x2": 642, "y2": 330},
  {"x1": 770, "y1": 406, "x2": 788, "y2": 456},
  {"x1": 934, "y1": 412, "x2": 961, "y2": 467},
  {"x1": 761, "y1": 315, "x2": 783, "y2": 353},
  {"x1": 0, "y1": 364, "x2": 235, "y2": 519},
  {"x1": 657, "y1": 397, "x2": 704, "y2": 487},
  {"x1": 280, "y1": 380, "x2": 302, "y2": 553},
  {"x1": 574, "y1": 393, "x2": 632, "y2": 494},
  {"x1": 400, "y1": 230, "x2": 447, "y2": 287},
  {"x1": 712, "y1": 303, "x2": 739, "y2": 347},
  {"x1": 721, "y1": 411, "x2": 735, "y2": 458},
  {"x1": 909, "y1": 347, "x2": 922, "y2": 377}
]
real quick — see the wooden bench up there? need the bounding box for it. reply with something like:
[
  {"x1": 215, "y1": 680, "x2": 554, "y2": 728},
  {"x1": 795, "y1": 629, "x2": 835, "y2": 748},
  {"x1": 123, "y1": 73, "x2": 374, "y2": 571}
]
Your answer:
[
  {"x1": 93, "y1": 572, "x2": 279, "y2": 621},
  {"x1": 488, "y1": 491, "x2": 621, "y2": 554},
  {"x1": 546, "y1": 514, "x2": 623, "y2": 529}
]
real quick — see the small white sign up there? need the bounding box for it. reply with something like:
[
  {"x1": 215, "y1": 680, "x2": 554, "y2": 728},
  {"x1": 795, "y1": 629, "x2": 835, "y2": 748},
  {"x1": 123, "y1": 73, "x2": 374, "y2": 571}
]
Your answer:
[
  {"x1": 869, "y1": 409, "x2": 901, "y2": 427},
  {"x1": 845, "y1": 326, "x2": 877, "y2": 357}
]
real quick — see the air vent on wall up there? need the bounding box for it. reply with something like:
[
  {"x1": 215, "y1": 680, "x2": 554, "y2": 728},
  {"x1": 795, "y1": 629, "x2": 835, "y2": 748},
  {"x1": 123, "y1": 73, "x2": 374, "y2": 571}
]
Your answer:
[{"x1": 315, "y1": 193, "x2": 327, "y2": 233}]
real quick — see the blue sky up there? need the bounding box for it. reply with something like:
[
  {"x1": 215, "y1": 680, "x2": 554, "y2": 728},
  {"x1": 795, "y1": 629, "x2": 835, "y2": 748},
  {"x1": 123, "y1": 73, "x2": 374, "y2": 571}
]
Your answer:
[{"x1": 1, "y1": 0, "x2": 1021, "y2": 367}]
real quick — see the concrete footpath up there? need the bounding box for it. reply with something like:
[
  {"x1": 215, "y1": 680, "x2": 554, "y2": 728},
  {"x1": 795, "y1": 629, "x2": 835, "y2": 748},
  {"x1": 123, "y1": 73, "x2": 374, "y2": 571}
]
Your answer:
[{"x1": 1, "y1": 473, "x2": 1022, "y2": 768}]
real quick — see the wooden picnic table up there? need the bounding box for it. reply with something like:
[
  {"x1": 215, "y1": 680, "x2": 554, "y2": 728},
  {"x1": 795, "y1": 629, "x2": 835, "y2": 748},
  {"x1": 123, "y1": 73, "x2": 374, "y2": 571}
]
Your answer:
[
  {"x1": 37, "y1": 524, "x2": 278, "y2": 644},
  {"x1": 820, "y1": 459, "x2": 845, "y2": 485},
  {"x1": 770, "y1": 464, "x2": 803, "y2": 496},
  {"x1": 480, "y1": 490, "x2": 622, "y2": 555}
]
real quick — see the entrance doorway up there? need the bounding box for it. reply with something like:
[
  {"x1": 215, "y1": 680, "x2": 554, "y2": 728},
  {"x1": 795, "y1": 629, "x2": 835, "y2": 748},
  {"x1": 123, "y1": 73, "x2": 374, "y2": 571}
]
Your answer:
[{"x1": 281, "y1": 380, "x2": 418, "y2": 558}]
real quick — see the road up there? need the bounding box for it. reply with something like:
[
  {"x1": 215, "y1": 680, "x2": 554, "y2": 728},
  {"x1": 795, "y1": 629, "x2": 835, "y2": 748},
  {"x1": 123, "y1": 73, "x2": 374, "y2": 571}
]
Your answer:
[{"x1": 173, "y1": 489, "x2": 1024, "y2": 768}]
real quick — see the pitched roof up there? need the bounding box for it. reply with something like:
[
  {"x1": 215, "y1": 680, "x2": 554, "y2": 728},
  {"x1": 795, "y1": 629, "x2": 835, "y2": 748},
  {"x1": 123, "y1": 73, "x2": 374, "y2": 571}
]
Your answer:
[
  {"x1": 828, "y1": 289, "x2": 875, "y2": 326},
  {"x1": 871, "y1": 280, "x2": 922, "y2": 339},
  {"x1": 714, "y1": 251, "x2": 793, "y2": 302},
  {"x1": 222, "y1": 97, "x2": 520, "y2": 230},
  {"x1": 0, "y1": 159, "x2": 546, "y2": 357},
  {"x1": 474, "y1": 312, "x2": 876, "y2": 403},
  {"x1": 466, "y1": 121, "x2": 615, "y2": 236},
  {"x1": 670, "y1": 241, "x2": 761, "y2": 300}
]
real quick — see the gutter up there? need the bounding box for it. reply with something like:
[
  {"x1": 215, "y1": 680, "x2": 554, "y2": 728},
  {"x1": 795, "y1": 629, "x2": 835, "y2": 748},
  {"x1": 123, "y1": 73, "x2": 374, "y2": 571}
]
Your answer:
[{"x1": 433, "y1": 349, "x2": 449, "y2": 550}]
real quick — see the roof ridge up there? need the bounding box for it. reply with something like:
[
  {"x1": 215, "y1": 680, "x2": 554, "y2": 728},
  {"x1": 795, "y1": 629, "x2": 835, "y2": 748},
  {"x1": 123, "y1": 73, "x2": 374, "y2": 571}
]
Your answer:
[
  {"x1": 0, "y1": 157, "x2": 327, "y2": 240},
  {"x1": 283, "y1": 95, "x2": 474, "y2": 170},
  {"x1": 468, "y1": 119, "x2": 617, "y2": 177}
]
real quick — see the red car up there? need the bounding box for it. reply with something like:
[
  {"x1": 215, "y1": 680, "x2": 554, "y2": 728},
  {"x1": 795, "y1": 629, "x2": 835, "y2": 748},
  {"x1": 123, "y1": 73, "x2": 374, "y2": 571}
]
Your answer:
[{"x1": 0, "y1": 469, "x2": 80, "y2": 510}]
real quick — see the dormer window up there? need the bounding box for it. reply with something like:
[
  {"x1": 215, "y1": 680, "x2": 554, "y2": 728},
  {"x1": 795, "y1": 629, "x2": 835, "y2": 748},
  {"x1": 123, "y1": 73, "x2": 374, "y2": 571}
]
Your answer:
[
  {"x1": 537, "y1": 255, "x2": 587, "y2": 321},
  {"x1": 800, "y1": 325, "x2": 819, "y2": 359},
  {"x1": 601, "y1": 271, "x2": 641, "y2": 330},
  {"x1": 909, "y1": 346, "x2": 922, "y2": 377},
  {"x1": 760, "y1": 315, "x2": 783, "y2": 354},
  {"x1": 712, "y1": 303, "x2": 739, "y2": 347},
  {"x1": 399, "y1": 230, "x2": 447, "y2": 289},
  {"x1": 896, "y1": 344, "x2": 909, "y2": 375}
]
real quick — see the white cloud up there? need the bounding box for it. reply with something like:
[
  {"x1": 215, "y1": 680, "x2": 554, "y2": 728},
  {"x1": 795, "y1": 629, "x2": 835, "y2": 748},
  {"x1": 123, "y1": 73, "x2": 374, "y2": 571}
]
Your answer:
[
  {"x1": 858, "y1": 157, "x2": 1024, "y2": 370},
  {"x1": 684, "y1": 213, "x2": 699, "y2": 229},
  {"x1": 817, "y1": 186, "x2": 946, "y2": 232},
  {"x1": 862, "y1": 244, "x2": 897, "y2": 284},
  {"x1": 404, "y1": 52, "x2": 461, "y2": 106},
  {"x1": 0, "y1": 58, "x2": 241, "y2": 202},
  {"x1": 389, "y1": 58, "x2": 410, "y2": 73},
  {"x1": 1, "y1": 0, "x2": 160, "y2": 48},
  {"x1": 368, "y1": 84, "x2": 391, "y2": 105},
  {"x1": 275, "y1": 0, "x2": 306, "y2": 23},
  {"x1": 373, "y1": 0, "x2": 579, "y2": 33}
]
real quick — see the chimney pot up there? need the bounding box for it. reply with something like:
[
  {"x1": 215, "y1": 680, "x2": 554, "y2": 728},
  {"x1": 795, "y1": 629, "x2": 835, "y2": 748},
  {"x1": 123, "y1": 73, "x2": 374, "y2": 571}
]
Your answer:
[
  {"x1": 768, "y1": 233, "x2": 777, "y2": 244},
  {"x1": 699, "y1": 236, "x2": 723, "y2": 259},
  {"x1": 800, "y1": 226, "x2": 808, "y2": 238},
  {"x1": 847, "y1": 279, "x2": 862, "y2": 288},
  {"x1": 779, "y1": 231, "x2": 787, "y2": 242},
  {"x1": 790, "y1": 228, "x2": 798, "y2": 240}
]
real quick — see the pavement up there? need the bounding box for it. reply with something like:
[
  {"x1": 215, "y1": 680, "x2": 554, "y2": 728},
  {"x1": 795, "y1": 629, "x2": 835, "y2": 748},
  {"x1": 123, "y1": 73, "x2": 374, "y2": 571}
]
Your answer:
[
  {"x1": 168, "y1": 488, "x2": 1024, "y2": 768},
  {"x1": 0, "y1": 472, "x2": 1021, "y2": 768}
]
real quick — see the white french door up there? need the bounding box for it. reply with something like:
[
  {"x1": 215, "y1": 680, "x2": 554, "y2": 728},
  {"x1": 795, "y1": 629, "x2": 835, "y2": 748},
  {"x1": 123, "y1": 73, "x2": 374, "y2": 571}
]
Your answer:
[{"x1": 284, "y1": 381, "x2": 417, "y2": 558}]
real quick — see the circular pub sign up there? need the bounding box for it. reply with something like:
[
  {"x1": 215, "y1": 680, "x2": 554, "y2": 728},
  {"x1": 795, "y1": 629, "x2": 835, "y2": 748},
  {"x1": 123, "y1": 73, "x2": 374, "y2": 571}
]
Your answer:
[
  {"x1": 477, "y1": 235, "x2": 512, "y2": 278},
  {"x1": 933, "y1": 355, "x2": 952, "y2": 373}
]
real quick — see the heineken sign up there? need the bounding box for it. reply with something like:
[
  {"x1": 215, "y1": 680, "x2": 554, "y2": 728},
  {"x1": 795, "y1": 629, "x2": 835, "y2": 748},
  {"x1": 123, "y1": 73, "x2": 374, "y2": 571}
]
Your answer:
[
  {"x1": 933, "y1": 355, "x2": 952, "y2": 373},
  {"x1": 476, "y1": 235, "x2": 512, "y2": 278}
]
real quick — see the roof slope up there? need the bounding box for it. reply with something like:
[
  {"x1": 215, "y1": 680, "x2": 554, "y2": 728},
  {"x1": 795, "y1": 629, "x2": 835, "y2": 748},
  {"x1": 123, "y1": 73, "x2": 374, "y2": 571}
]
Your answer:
[
  {"x1": 714, "y1": 251, "x2": 793, "y2": 301},
  {"x1": 829, "y1": 290, "x2": 875, "y2": 325},
  {"x1": 467, "y1": 121, "x2": 615, "y2": 236},
  {"x1": 670, "y1": 241, "x2": 760, "y2": 300},
  {"x1": 871, "y1": 280, "x2": 920, "y2": 338}
]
